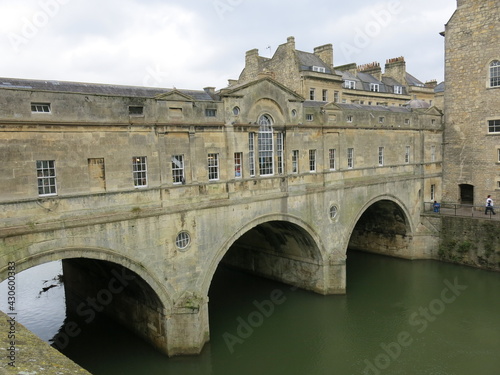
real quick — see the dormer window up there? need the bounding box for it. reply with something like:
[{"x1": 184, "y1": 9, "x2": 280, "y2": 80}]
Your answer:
[
  {"x1": 394, "y1": 85, "x2": 403, "y2": 94},
  {"x1": 345, "y1": 80, "x2": 356, "y2": 89},
  {"x1": 370, "y1": 83, "x2": 380, "y2": 92},
  {"x1": 312, "y1": 66, "x2": 326, "y2": 73},
  {"x1": 31, "y1": 103, "x2": 51, "y2": 113}
]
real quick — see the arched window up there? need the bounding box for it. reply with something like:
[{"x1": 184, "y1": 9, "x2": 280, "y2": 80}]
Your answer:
[
  {"x1": 258, "y1": 114, "x2": 274, "y2": 176},
  {"x1": 490, "y1": 60, "x2": 500, "y2": 88}
]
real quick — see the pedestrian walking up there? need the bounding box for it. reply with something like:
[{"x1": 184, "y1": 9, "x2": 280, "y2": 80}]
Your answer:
[{"x1": 485, "y1": 195, "x2": 496, "y2": 215}]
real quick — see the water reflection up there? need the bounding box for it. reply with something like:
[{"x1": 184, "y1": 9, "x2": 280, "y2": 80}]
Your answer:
[{"x1": 1, "y1": 253, "x2": 500, "y2": 375}]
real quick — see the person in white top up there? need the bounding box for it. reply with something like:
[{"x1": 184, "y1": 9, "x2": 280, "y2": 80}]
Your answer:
[{"x1": 485, "y1": 195, "x2": 496, "y2": 215}]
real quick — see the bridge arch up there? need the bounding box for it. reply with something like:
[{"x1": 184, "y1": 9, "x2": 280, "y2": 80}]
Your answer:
[
  {"x1": 1, "y1": 247, "x2": 173, "y2": 310},
  {"x1": 347, "y1": 195, "x2": 415, "y2": 258},
  {"x1": 201, "y1": 214, "x2": 329, "y2": 296}
]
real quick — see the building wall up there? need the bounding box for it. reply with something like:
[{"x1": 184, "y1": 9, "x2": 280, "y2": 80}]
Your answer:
[{"x1": 443, "y1": 0, "x2": 500, "y2": 204}]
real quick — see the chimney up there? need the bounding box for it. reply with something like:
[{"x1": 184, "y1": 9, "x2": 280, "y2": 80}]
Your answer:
[
  {"x1": 287, "y1": 36, "x2": 296, "y2": 50},
  {"x1": 425, "y1": 80, "x2": 437, "y2": 89},
  {"x1": 358, "y1": 62, "x2": 382, "y2": 81},
  {"x1": 384, "y1": 57, "x2": 406, "y2": 85},
  {"x1": 314, "y1": 43, "x2": 334, "y2": 69},
  {"x1": 241, "y1": 48, "x2": 260, "y2": 81}
]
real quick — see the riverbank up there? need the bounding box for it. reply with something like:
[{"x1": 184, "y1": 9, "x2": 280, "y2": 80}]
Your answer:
[{"x1": 0, "y1": 310, "x2": 91, "y2": 374}]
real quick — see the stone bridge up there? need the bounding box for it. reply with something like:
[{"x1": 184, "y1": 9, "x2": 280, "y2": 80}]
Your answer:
[{"x1": 0, "y1": 76, "x2": 442, "y2": 356}]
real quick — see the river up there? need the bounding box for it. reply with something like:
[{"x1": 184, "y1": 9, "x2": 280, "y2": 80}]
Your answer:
[{"x1": 1, "y1": 251, "x2": 499, "y2": 375}]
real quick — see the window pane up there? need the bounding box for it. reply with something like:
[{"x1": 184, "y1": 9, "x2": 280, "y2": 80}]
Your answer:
[
  {"x1": 132, "y1": 156, "x2": 147, "y2": 187},
  {"x1": 172, "y1": 155, "x2": 184, "y2": 184},
  {"x1": 36, "y1": 160, "x2": 57, "y2": 196},
  {"x1": 490, "y1": 61, "x2": 500, "y2": 88}
]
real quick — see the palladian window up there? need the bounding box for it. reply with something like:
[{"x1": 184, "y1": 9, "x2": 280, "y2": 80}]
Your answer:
[
  {"x1": 258, "y1": 114, "x2": 274, "y2": 176},
  {"x1": 490, "y1": 60, "x2": 500, "y2": 88}
]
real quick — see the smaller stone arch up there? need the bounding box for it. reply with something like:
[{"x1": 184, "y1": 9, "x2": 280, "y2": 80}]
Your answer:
[
  {"x1": 347, "y1": 195, "x2": 415, "y2": 258},
  {"x1": 488, "y1": 59, "x2": 500, "y2": 88},
  {"x1": 201, "y1": 213, "x2": 329, "y2": 296}
]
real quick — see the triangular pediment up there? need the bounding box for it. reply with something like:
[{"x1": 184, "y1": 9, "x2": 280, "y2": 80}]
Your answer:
[
  {"x1": 322, "y1": 102, "x2": 342, "y2": 111},
  {"x1": 155, "y1": 89, "x2": 194, "y2": 102},
  {"x1": 424, "y1": 106, "x2": 443, "y2": 116},
  {"x1": 220, "y1": 77, "x2": 304, "y2": 102}
]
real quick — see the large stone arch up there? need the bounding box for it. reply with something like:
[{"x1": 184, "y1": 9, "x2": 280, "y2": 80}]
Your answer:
[
  {"x1": 201, "y1": 213, "x2": 329, "y2": 296},
  {"x1": 347, "y1": 195, "x2": 415, "y2": 258},
  {"x1": 0, "y1": 246, "x2": 173, "y2": 310}
]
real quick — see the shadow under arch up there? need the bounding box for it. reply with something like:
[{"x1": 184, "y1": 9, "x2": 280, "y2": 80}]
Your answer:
[
  {"x1": 1, "y1": 247, "x2": 173, "y2": 311},
  {"x1": 347, "y1": 195, "x2": 415, "y2": 258},
  {"x1": 201, "y1": 214, "x2": 328, "y2": 296}
]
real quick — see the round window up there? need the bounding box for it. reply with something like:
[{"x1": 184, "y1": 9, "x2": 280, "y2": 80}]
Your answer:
[
  {"x1": 233, "y1": 106, "x2": 240, "y2": 116},
  {"x1": 329, "y1": 205, "x2": 338, "y2": 220},
  {"x1": 291, "y1": 109, "x2": 297, "y2": 117},
  {"x1": 175, "y1": 231, "x2": 191, "y2": 250}
]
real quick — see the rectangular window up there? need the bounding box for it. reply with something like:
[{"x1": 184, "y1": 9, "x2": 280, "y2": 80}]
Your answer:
[
  {"x1": 498, "y1": 149, "x2": 500, "y2": 163},
  {"x1": 488, "y1": 119, "x2": 500, "y2": 133},
  {"x1": 405, "y1": 146, "x2": 411, "y2": 164},
  {"x1": 171, "y1": 155, "x2": 185, "y2": 184},
  {"x1": 129, "y1": 106, "x2": 144, "y2": 116},
  {"x1": 490, "y1": 61, "x2": 500, "y2": 88},
  {"x1": 249, "y1": 133, "x2": 255, "y2": 177},
  {"x1": 292, "y1": 150, "x2": 299, "y2": 174},
  {"x1": 36, "y1": 160, "x2": 57, "y2": 196},
  {"x1": 309, "y1": 150, "x2": 316, "y2": 172},
  {"x1": 347, "y1": 148, "x2": 354, "y2": 169},
  {"x1": 345, "y1": 80, "x2": 356, "y2": 89},
  {"x1": 322, "y1": 89, "x2": 328, "y2": 102},
  {"x1": 88, "y1": 158, "x2": 106, "y2": 191},
  {"x1": 31, "y1": 103, "x2": 51, "y2": 113},
  {"x1": 132, "y1": 156, "x2": 148, "y2": 187},
  {"x1": 379, "y1": 116, "x2": 385, "y2": 124},
  {"x1": 394, "y1": 86, "x2": 403, "y2": 94},
  {"x1": 431, "y1": 145, "x2": 436, "y2": 162},
  {"x1": 309, "y1": 88, "x2": 315, "y2": 101},
  {"x1": 329, "y1": 149, "x2": 336, "y2": 170},
  {"x1": 333, "y1": 91, "x2": 339, "y2": 103},
  {"x1": 234, "y1": 152, "x2": 242, "y2": 178},
  {"x1": 431, "y1": 184, "x2": 436, "y2": 201},
  {"x1": 378, "y1": 147, "x2": 384, "y2": 166},
  {"x1": 208, "y1": 153, "x2": 219, "y2": 181},
  {"x1": 205, "y1": 109, "x2": 217, "y2": 117},
  {"x1": 370, "y1": 83, "x2": 380, "y2": 92},
  {"x1": 276, "y1": 133, "x2": 284, "y2": 175},
  {"x1": 306, "y1": 114, "x2": 314, "y2": 122},
  {"x1": 405, "y1": 118, "x2": 411, "y2": 126},
  {"x1": 347, "y1": 115, "x2": 353, "y2": 123},
  {"x1": 312, "y1": 66, "x2": 326, "y2": 73}
]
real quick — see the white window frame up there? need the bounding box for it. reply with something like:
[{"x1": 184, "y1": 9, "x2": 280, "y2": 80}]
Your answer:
[
  {"x1": 205, "y1": 108, "x2": 217, "y2": 117},
  {"x1": 258, "y1": 115, "x2": 274, "y2": 176},
  {"x1": 276, "y1": 133, "x2": 284, "y2": 175},
  {"x1": 347, "y1": 148, "x2": 354, "y2": 169},
  {"x1": 306, "y1": 114, "x2": 314, "y2": 122},
  {"x1": 132, "y1": 156, "x2": 148, "y2": 188},
  {"x1": 346, "y1": 115, "x2": 353, "y2": 123},
  {"x1": 394, "y1": 86, "x2": 403, "y2": 94},
  {"x1": 431, "y1": 184, "x2": 436, "y2": 201},
  {"x1": 488, "y1": 119, "x2": 500, "y2": 133},
  {"x1": 309, "y1": 150, "x2": 317, "y2": 172},
  {"x1": 292, "y1": 150, "x2": 299, "y2": 174},
  {"x1": 312, "y1": 66, "x2": 326, "y2": 73},
  {"x1": 208, "y1": 153, "x2": 219, "y2": 181},
  {"x1": 249, "y1": 133, "x2": 256, "y2": 177},
  {"x1": 36, "y1": 160, "x2": 57, "y2": 196},
  {"x1": 31, "y1": 103, "x2": 51, "y2": 114},
  {"x1": 171, "y1": 155, "x2": 185, "y2": 184},
  {"x1": 322, "y1": 89, "x2": 328, "y2": 102},
  {"x1": 234, "y1": 152, "x2": 243, "y2": 178},
  {"x1": 370, "y1": 83, "x2": 380, "y2": 92},
  {"x1": 309, "y1": 88, "x2": 316, "y2": 100},
  {"x1": 329, "y1": 149, "x2": 336, "y2": 170},
  {"x1": 345, "y1": 80, "x2": 356, "y2": 89},
  {"x1": 490, "y1": 60, "x2": 500, "y2": 88}
]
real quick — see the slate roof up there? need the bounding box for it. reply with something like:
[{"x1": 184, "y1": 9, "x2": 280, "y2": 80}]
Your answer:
[
  {"x1": 336, "y1": 103, "x2": 412, "y2": 113},
  {"x1": 0, "y1": 77, "x2": 217, "y2": 101},
  {"x1": 435, "y1": 81, "x2": 445, "y2": 93},
  {"x1": 296, "y1": 51, "x2": 333, "y2": 74}
]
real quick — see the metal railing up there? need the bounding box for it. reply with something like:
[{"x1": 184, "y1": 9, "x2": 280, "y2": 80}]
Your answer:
[{"x1": 424, "y1": 202, "x2": 498, "y2": 219}]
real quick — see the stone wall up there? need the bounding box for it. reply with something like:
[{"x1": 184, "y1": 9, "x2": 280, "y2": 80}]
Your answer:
[{"x1": 437, "y1": 216, "x2": 500, "y2": 271}]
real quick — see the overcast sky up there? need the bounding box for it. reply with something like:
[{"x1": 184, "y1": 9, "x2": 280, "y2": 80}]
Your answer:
[{"x1": 0, "y1": 0, "x2": 456, "y2": 91}]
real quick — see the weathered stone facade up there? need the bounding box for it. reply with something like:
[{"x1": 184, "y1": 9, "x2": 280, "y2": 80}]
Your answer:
[
  {"x1": 443, "y1": 0, "x2": 500, "y2": 205},
  {"x1": 0, "y1": 72, "x2": 443, "y2": 356}
]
